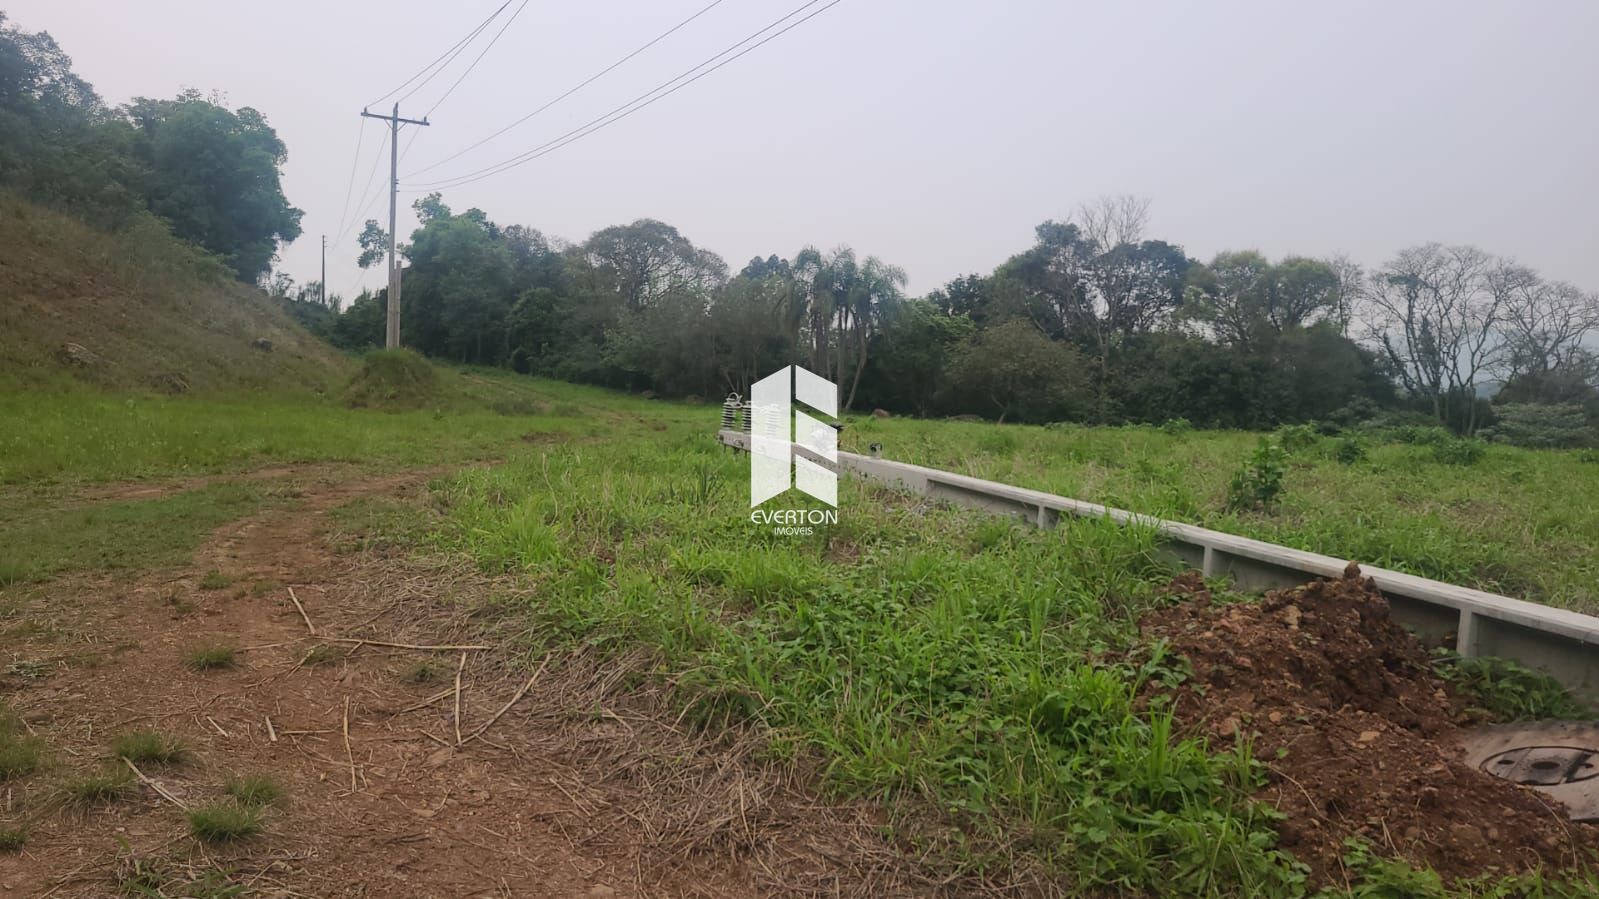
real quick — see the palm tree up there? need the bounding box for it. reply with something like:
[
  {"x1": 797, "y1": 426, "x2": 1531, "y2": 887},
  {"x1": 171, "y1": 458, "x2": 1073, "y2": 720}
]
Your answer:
[{"x1": 843, "y1": 255, "x2": 906, "y2": 409}]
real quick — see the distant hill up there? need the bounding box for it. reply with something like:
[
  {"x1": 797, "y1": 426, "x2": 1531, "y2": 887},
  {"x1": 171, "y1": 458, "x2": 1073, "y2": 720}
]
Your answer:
[{"x1": 0, "y1": 193, "x2": 347, "y2": 393}]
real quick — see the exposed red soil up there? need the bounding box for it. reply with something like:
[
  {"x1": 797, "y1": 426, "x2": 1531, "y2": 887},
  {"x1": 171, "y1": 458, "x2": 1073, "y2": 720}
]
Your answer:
[
  {"x1": 0, "y1": 468, "x2": 939, "y2": 897},
  {"x1": 1142, "y1": 567, "x2": 1599, "y2": 886}
]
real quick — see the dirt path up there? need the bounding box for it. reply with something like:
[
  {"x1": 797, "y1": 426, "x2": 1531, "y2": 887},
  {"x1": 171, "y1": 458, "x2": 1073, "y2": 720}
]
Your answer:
[{"x1": 0, "y1": 468, "x2": 928, "y2": 897}]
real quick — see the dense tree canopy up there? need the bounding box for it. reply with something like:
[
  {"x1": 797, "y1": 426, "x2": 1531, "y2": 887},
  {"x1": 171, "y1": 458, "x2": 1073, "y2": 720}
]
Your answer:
[
  {"x1": 126, "y1": 92, "x2": 302, "y2": 281},
  {"x1": 0, "y1": 15, "x2": 301, "y2": 280}
]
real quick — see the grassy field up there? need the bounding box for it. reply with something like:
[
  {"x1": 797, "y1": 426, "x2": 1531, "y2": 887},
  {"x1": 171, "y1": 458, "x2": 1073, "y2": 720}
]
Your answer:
[
  {"x1": 3, "y1": 368, "x2": 1596, "y2": 895},
  {"x1": 0, "y1": 369, "x2": 683, "y2": 487},
  {"x1": 0, "y1": 367, "x2": 691, "y2": 583},
  {"x1": 405, "y1": 413, "x2": 1594, "y2": 897},
  {"x1": 844, "y1": 417, "x2": 1599, "y2": 614}
]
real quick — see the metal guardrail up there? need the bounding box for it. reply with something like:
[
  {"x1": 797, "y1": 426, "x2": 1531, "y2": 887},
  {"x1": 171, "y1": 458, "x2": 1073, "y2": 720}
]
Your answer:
[{"x1": 716, "y1": 427, "x2": 1599, "y2": 699}]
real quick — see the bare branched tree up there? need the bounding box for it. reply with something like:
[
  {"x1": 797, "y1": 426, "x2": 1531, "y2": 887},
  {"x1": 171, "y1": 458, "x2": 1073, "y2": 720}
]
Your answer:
[
  {"x1": 1363, "y1": 244, "x2": 1509, "y2": 433},
  {"x1": 1499, "y1": 278, "x2": 1599, "y2": 381},
  {"x1": 1325, "y1": 253, "x2": 1365, "y2": 336},
  {"x1": 1074, "y1": 194, "x2": 1151, "y2": 250}
]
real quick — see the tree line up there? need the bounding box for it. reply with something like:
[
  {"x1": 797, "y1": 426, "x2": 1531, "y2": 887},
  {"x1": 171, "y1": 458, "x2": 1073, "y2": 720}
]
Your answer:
[{"x1": 271, "y1": 192, "x2": 1597, "y2": 438}]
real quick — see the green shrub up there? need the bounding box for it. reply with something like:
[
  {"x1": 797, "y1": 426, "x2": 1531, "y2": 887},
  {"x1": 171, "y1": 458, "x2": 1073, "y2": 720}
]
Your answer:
[
  {"x1": 1389, "y1": 424, "x2": 1453, "y2": 446},
  {"x1": 342, "y1": 349, "x2": 439, "y2": 410},
  {"x1": 1482, "y1": 403, "x2": 1597, "y2": 449},
  {"x1": 1273, "y1": 423, "x2": 1319, "y2": 452},
  {"x1": 1431, "y1": 438, "x2": 1486, "y2": 466},
  {"x1": 1227, "y1": 439, "x2": 1288, "y2": 512},
  {"x1": 1433, "y1": 651, "x2": 1593, "y2": 721},
  {"x1": 1328, "y1": 397, "x2": 1382, "y2": 428},
  {"x1": 1159, "y1": 417, "x2": 1193, "y2": 435},
  {"x1": 0, "y1": 826, "x2": 25, "y2": 852},
  {"x1": 1579, "y1": 449, "x2": 1599, "y2": 464},
  {"x1": 1332, "y1": 437, "x2": 1367, "y2": 465}
]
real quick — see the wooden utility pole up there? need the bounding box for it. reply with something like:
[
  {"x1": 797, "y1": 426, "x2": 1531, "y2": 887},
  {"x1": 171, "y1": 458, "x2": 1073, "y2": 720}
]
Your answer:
[
  {"x1": 360, "y1": 104, "x2": 429, "y2": 348},
  {"x1": 319, "y1": 234, "x2": 326, "y2": 307}
]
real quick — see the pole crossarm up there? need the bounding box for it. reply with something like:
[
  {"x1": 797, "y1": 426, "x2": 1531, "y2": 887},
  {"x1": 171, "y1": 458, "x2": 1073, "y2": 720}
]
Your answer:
[{"x1": 360, "y1": 109, "x2": 432, "y2": 128}]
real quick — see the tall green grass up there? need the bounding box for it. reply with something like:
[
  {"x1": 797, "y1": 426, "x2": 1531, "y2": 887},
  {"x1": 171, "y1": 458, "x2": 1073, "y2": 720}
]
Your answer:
[
  {"x1": 845, "y1": 417, "x2": 1599, "y2": 613},
  {"x1": 431, "y1": 433, "x2": 1308, "y2": 894},
  {"x1": 0, "y1": 373, "x2": 690, "y2": 486}
]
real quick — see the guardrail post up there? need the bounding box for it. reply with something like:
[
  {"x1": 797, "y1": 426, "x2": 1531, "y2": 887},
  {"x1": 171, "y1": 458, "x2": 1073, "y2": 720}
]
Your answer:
[{"x1": 1456, "y1": 610, "x2": 1480, "y2": 657}]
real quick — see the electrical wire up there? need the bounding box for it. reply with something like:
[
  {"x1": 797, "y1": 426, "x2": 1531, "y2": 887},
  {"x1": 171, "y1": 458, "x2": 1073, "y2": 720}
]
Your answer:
[
  {"x1": 404, "y1": 0, "x2": 728, "y2": 179},
  {"x1": 367, "y1": 1, "x2": 514, "y2": 109},
  {"x1": 332, "y1": 119, "x2": 369, "y2": 242},
  {"x1": 405, "y1": 0, "x2": 842, "y2": 192},
  {"x1": 420, "y1": 0, "x2": 532, "y2": 118},
  {"x1": 340, "y1": 127, "x2": 392, "y2": 247}
]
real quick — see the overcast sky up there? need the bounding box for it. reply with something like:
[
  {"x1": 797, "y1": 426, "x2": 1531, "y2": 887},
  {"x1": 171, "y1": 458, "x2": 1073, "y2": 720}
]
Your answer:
[{"x1": 10, "y1": 1, "x2": 1599, "y2": 298}]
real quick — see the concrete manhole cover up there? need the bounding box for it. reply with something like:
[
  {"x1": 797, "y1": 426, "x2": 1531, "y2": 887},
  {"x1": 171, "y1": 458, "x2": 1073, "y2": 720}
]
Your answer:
[
  {"x1": 1482, "y1": 746, "x2": 1599, "y2": 786},
  {"x1": 1463, "y1": 722, "x2": 1599, "y2": 821}
]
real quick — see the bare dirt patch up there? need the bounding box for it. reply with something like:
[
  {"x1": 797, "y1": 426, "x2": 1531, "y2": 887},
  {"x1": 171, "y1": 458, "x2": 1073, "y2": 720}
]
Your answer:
[
  {"x1": 1142, "y1": 567, "x2": 1599, "y2": 887},
  {"x1": 0, "y1": 468, "x2": 937, "y2": 897}
]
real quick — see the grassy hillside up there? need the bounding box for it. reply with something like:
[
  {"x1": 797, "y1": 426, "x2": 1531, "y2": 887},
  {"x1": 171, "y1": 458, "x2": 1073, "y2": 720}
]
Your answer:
[{"x1": 0, "y1": 192, "x2": 346, "y2": 394}]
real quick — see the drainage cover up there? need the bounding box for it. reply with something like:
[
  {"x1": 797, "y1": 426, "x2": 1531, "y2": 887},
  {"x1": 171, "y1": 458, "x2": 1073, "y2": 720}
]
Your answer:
[
  {"x1": 1462, "y1": 722, "x2": 1599, "y2": 821},
  {"x1": 1483, "y1": 746, "x2": 1599, "y2": 786}
]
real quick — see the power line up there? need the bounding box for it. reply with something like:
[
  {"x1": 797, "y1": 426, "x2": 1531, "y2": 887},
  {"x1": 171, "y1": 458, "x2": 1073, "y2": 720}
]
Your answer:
[
  {"x1": 420, "y1": 0, "x2": 532, "y2": 118},
  {"x1": 372, "y1": 0, "x2": 529, "y2": 206},
  {"x1": 340, "y1": 127, "x2": 392, "y2": 246},
  {"x1": 404, "y1": 0, "x2": 728, "y2": 180},
  {"x1": 367, "y1": 1, "x2": 514, "y2": 109},
  {"x1": 405, "y1": 0, "x2": 843, "y2": 192},
  {"x1": 332, "y1": 119, "x2": 369, "y2": 241}
]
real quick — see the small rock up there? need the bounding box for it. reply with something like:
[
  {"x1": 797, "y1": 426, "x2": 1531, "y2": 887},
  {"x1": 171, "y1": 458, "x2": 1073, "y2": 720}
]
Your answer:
[
  {"x1": 1282, "y1": 605, "x2": 1302, "y2": 630},
  {"x1": 56, "y1": 341, "x2": 103, "y2": 367},
  {"x1": 152, "y1": 371, "x2": 189, "y2": 395},
  {"x1": 587, "y1": 887, "x2": 617, "y2": 898},
  {"x1": 1357, "y1": 730, "x2": 1381, "y2": 743},
  {"x1": 251, "y1": 337, "x2": 274, "y2": 352},
  {"x1": 872, "y1": 408, "x2": 891, "y2": 419},
  {"x1": 1449, "y1": 823, "x2": 1484, "y2": 846}
]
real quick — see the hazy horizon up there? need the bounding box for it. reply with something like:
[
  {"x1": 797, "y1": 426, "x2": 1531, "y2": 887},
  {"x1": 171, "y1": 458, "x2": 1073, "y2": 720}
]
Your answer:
[{"x1": 9, "y1": 0, "x2": 1598, "y2": 298}]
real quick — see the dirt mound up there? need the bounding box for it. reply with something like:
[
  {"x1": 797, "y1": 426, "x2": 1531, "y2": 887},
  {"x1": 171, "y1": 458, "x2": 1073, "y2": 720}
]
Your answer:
[
  {"x1": 342, "y1": 348, "x2": 440, "y2": 409},
  {"x1": 1143, "y1": 568, "x2": 1599, "y2": 885}
]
